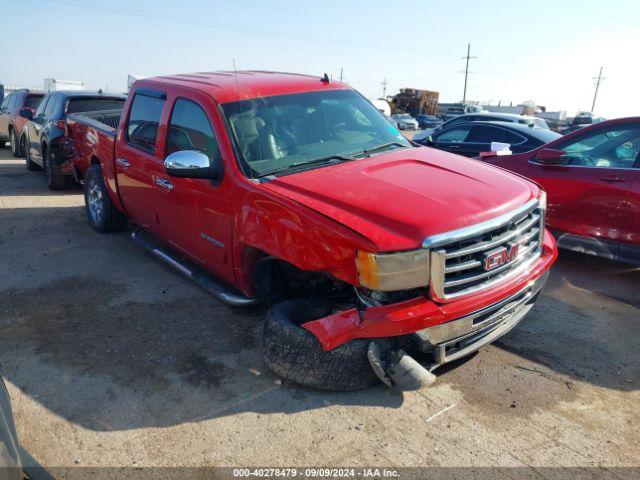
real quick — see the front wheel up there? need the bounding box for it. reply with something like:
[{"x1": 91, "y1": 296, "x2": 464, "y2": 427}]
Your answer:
[
  {"x1": 262, "y1": 300, "x2": 392, "y2": 391},
  {"x1": 84, "y1": 164, "x2": 127, "y2": 233},
  {"x1": 10, "y1": 130, "x2": 20, "y2": 158}
]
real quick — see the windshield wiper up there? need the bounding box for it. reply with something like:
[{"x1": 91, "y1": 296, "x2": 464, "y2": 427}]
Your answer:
[
  {"x1": 257, "y1": 154, "x2": 354, "y2": 179},
  {"x1": 353, "y1": 142, "x2": 408, "y2": 158}
]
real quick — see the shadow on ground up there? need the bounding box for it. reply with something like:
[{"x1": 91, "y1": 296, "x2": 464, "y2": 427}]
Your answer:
[{"x1": 1, "y1": 200, "x2": 638, "y2": 432}]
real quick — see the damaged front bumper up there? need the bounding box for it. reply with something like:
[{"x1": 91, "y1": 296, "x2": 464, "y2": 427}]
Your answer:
[{"x1": 302, "y1": 230, "x2": 557, "y2": 355}]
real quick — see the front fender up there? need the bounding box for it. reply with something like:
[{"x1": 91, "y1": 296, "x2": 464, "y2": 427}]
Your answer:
[{"x1": 233, "y1": 186, "x2": 377, "y2": 294}]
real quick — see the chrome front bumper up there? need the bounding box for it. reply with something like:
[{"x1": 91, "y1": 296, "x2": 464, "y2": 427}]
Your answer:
[{"x1": 415, "y1": 271, "x2": 549, "y2": 367}]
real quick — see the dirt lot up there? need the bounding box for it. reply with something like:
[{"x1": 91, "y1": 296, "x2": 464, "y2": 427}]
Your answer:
[{"x1": 0, "y1": 146, "x2": 638, "y2": 472}]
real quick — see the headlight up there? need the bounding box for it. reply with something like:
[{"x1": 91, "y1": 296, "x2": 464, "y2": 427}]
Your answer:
[
  {"x1": 538, "y1": 189, "x2": 547, "y2": 210},
  {"x1": 356, "y1": 249, "x2": 430, "y2": 291}
]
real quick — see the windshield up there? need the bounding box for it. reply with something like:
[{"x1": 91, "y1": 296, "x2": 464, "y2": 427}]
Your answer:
[{"x1": 222, "y1": 89, "x2": 411, "y2": 178}]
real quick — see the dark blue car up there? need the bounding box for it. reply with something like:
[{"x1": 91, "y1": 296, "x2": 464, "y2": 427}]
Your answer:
[
  {"x1": 414, "y1": 114, "x2": 443, "y2": 130},
  {"x1": 416, "y1": 120, "x2": 561, "y2": 157}
]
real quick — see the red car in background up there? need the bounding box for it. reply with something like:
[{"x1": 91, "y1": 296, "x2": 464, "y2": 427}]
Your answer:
[
  {"x1": 0, "y1": 89, "x2": 45, "y2": 157},
  {"x1": 479, "y1": 117, "x2": 640, "y2": 264}
]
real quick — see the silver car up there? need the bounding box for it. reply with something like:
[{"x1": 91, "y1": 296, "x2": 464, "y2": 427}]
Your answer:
[{"x1": 390, "y1": 113, "x2": 419, "y2": 130}]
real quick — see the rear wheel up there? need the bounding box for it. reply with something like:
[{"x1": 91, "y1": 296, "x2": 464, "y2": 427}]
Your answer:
[
  {"x1": 43, "y1": 147, "x2": 70, "y2": 190},
  {"x1": 84, "y1": 164, "x2": 127, "y2": 233},
  {"x1": 0, "y1": 140, "x2": 5, "y2": 149},
  {"x1": 9, "y1": 130, "x2": 20, "y2": 158}
]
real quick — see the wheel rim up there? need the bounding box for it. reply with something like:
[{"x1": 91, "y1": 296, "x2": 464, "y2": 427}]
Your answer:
[{"x1": 87, "y1": 177, "x2": 105, "y2": 224}]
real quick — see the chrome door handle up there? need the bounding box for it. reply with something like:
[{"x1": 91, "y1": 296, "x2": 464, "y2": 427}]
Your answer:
[
  {"x1": 155, "y1": 177, "x2": 174, "y2": 190},
  {"x1": 116, "y1": 158, "x2": 130, "y2": 168}
]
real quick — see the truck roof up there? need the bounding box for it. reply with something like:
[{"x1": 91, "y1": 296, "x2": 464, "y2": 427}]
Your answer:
[{"x1": 141, "y1": 71, "x2": 350, "y2": 104}]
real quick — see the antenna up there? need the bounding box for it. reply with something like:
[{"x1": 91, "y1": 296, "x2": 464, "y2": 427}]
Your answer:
[{"x1": 232, "y1": 58, "x2": 239, "y2": 92}]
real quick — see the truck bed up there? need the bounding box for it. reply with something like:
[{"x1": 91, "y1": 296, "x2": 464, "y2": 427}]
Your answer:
[
  {"x1": 67, "y1": 109, "x2": 122, "y2": 183},
  {"x1": 67, "y1": 108, "x2": 123, "y2": 135}
]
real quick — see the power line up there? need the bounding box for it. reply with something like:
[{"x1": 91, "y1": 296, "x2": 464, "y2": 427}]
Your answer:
[
  {"x1": 42, "y1": 0, "x2": 417, "y2": 54},
  {"x1": 591, "y1": 66, "x2": 605, "y2": 113}
]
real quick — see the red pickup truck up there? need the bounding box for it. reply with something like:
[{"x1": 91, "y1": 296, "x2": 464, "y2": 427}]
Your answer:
[{"x1": 69, "y1": 71, "x2": 557, "y2": 390}]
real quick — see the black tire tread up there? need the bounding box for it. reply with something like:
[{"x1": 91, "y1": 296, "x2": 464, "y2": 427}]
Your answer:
[
  {"x1": 10, "y1": 130, "x2": 20, "y2": 158},
  {"x1": 262, "y1": 300, "x2": 387, "y2": 391}
]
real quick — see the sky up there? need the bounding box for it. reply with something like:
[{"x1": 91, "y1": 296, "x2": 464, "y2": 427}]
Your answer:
[{"x1": 2, "y1": 0, "x2": 639, "y2": 118}]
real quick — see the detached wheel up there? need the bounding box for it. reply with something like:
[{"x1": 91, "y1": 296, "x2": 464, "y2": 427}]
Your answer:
[
  {"x1": 43, "y1": 147, "x2": 70, "y2": 190},
  {"x1": 262, "y1": 300, "x2": 388, "y2": 391},
  {"x1": 9, "y1": 130, "x2": 20, "y2": 158},
  {"x1": 84, "y1": 164, "x2": 127, "y2": 233},
  {"x1": 24, "y1": 136, "x2": 40, "y2": 171}
]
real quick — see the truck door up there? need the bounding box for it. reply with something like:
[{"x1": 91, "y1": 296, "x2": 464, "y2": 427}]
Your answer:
[
  {"x1": 153, "y1": 94, "x2": 236, "y2": 285},
  {"x1": 114, "y1": 89, "x2": 166, "y2": 229}
]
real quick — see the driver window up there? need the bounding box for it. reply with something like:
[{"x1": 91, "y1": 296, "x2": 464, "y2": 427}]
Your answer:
[
  {"x1": 167, "y1": 98, "x2": 220, "y2": 163},
  {"x1": 558, "y1": 126, "x2": 640, "y2": 168}
]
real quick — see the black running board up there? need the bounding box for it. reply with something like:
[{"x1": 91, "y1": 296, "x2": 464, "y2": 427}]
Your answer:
[{"x1": 131, "y1": 228, "x2": 258, "y2": 307}]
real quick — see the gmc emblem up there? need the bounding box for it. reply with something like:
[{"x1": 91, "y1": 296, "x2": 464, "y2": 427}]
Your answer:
[{"x1": 483, "y1": 242, "x2": 520, "y2": 271}]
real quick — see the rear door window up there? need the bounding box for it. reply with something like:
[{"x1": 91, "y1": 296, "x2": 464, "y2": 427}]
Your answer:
[
  {"x1": 467, "y1": 125, "x2": 526, "y2": 145},
  {"x1": 8, "y1": 94, "x2": 19, "y2": 110},
  {"x1": 25, "y1": 95, "x2": 44, "y2": 109},
  {"x1": 126, "y1": 93, "x2": 165, "y2": 153},
  {"x1": 1, "y1": 94, "x2": 11, "y2": 110},
  {"x1": 35, "y1": 96, "x2": 49, "y2": 117},
  {"x1": 66, "y1": 97, "x2": 126, "y2": 114},
  {"x1": 166, "y1": 98, "x2": 220, "y2": 162},
  {"x1": 43, "y1": 94, "x2": 62, "y2": 119}
]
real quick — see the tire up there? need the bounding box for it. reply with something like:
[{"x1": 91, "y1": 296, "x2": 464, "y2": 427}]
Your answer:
[
  {"x1": 0, "y1": 141, "x2": 5, "y2": 149},
  {"x1": 262, "y1": 299, "x2": 390, "y2": 391},
  {"x1": 84, "y1": 164, "x2": 127, "y2": 233},
  {"x1": 9, "y1": 129, "x2": 20, "y2": 158},
  {"x1": 18, "y1": 134, "x2": 26, "y2": 158},
  {"x1": 24, "y1": 136, "x2": 40, "y2": 171},
  {"x1": 43, "y1": 146, "x2": 70, "y2": 190}
]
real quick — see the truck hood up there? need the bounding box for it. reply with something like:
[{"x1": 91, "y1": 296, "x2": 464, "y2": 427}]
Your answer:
[{"x1": 260, "y1": 146, "x2": 538, "y2": 251}]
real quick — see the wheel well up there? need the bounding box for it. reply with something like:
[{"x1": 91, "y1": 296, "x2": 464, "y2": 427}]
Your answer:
[{"x1": 247, "y1": 248, "x2": 352, "y2": 305}]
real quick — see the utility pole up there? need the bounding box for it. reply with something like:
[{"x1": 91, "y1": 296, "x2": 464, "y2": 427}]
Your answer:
[
  {"x1": 461, "y1": 43, "x2": 476, "y2": 104},
  {"x1": 339, "y1": 68, "x2": 344, "y2": 82},
  {"x1": 381, "y1": 78, "x2": 388, "y2": 99},
  {"x1": 591, "y1": 66, "x2": 605, "y2": 113}
]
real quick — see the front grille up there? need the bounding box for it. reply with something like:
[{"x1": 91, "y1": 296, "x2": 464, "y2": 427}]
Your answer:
[{"x1": 425, "y1": 199, "x2": 543, "y2": 301}]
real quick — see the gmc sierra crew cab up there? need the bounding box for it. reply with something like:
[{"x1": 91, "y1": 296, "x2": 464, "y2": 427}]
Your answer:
[{"x1": 69, "y1": 71, "x2": 557, "y2": 390}]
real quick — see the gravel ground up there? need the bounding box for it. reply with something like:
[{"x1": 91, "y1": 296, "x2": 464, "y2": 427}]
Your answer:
[{"x1": 0, "y1": 146, "x2": 638, "y2": 476}]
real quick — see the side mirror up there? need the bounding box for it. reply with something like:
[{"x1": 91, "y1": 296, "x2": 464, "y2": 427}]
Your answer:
[
  {"x1": 19, "y1": 108, "x2": 33, "y2": 120},
  {"x1": 533, "y1": 148, "x2": 567, "y2": 165},
  {"x1": 164, "y1": 150, "x2": 223, "y2": 180}
]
